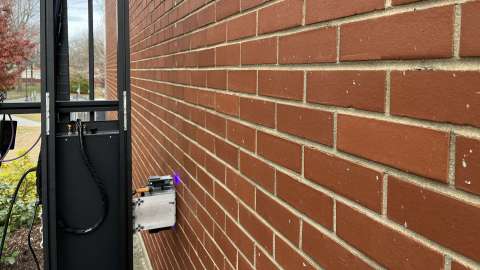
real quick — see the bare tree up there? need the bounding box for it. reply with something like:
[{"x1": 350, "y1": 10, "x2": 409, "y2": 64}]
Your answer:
[{"x1": 10, "y1": 0, "x2": 40, "y2": 37}]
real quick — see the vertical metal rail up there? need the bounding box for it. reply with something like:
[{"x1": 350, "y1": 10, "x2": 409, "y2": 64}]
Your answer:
[
  {"x1": 41, "y1": 0, "x2": 58, "y2": 269},
  {"x1": 117, "y1": 0, "x2": 133, "y2": 268},
  {"x1": 88, "y1": 0, "x2": 95, "y2": 121},
  {"x1": 54, "y1": 0, "x2": 70, "y2": 123}
]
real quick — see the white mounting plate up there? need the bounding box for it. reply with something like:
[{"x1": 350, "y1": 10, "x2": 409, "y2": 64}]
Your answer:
[{"x1": 133, "y1": 189, "x2": 176, "y2": 232}]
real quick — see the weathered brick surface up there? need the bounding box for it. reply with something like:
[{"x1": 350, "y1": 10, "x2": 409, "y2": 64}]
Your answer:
[
  {"x1": 455, "y1": 136, "x2": 480, "y2": 196},
  {"x1": 340, "y1": 6, "x2": 454, "y2": 61},
  {"x1": 460, "y1": 1, "x2": 480, "y2": 57},
  {"x1": 109, "y1": 0, "x2": 480, "y2": 269}
]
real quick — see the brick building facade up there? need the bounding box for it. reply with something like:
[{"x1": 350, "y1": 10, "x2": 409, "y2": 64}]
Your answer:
[{"x1": 107, "y1": 0, "x2": 480, "y2": 269}]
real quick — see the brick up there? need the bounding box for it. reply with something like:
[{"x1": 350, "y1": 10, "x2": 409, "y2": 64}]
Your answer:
[
  {"x1": 257, "y1": 132, "x2": 302, "y2": 173},
  {"x1": 206, "y1": 154, "x2": 226, "y2": 183},
  {"x1": 198, "y1": 90, "x2": 215, "y2": 109},
  {"x1": 226, "y1": 168, "x2": 255, "y2": 208},
  {"x1": 215, "y1": 93, "x2": 239, "y2": 116},
  {"x1": 337, "y1": 115, "x2": 450, "y2": 182},
  {"x1": 258, "y1": 71, "x2": 304, "y2": 100},
  {"x1": 275, "y1": 236, "x2": 315, "y2": 270},
  {"x1": 306, "y1": 0, "x2": 384, "y2": 24},
  {"x1": 191, "y1": 71, "x2": 207, "y2": 87},
  {"x1": 239, "y1": 98, "x2": 275, "y2": 128},
  {"x1": 302, "y1": 222, "x2": 373, "y2": 270},
  {"x1": 207, "y1": 70, "x2": 227, "y2": 89},
  {"x1": 258, "y1": 0, "x2": 303, "y2": 34},
  {"x1": 206, "y1": 194, "x2": 226, "y2": 228},
  {"x1": 205, "y1": 233, "x2": 225, "y2": 269},
  {"x1": 239, "y1": 151, "x2": 275, "y2": 192},
  {"x1": 214, "y1": 137, "x2": 239, "y2": 168},
  {"x1": 197, "y1": 128, "x2": 215, "y2": 151},
  {"x1": 256, "y1": 190, "x2": 300, "y2": 244},
  {"x1": 461, "y1": 1, "x2": 480, "y2": 56},
  {"x1": 197, "y1": 4, "x2": 216, "y2": 28},
  {"x1": 216, "y1": 0, "x2": 240, "y2": 21},
  {"x1": 238, "y1": 205, "x2": 274, "y2": 254},
  {"x1": 255, "y1": 249, "x2": 278, "y2": 269},
  {"x1": 452, "y1": 261, "x2": 473, "y2": 270},
  {"x1": 456, "y1": 136, "x2": 480, "y2": 196},
  {"x1": 191, "y1": 178, "x2": 206, "y2": 205},
  {"x1": 216, "y1": 44, "x2": 240, "y2": 66},
  {"x1": 225, "y1": 217, "x2": 255, "y2": 262},
  {"x1": 191, "y1": 29, "x2": 207, "y2": 49},
  {"x1": 198, "y1": 243, "x2": 216, "y2": 270},
  {"x1": 279, "y1": 28, "x2": 337, "y2": 64},
  {"x1": 226, "y1": 120, "x2": 256, "y2": 152},
  {"x1": 277, "y1": 171, "x2": 333, "y2": 228},
  {"x1": 392, "y1": 0, "x2": 420, "y2": 5},
  {"x1": 227, "y1": 13, "x2": 256, "y2": 41},
  {"x1": 213, "y1": 224, "x2": 237, "y2": 266},
  {"x1": 307, "y1": 71, "x2": 386, "y2": 112},
  {"x1": 228, "y1": 70, "x2": 257, "y2": 94},
  {"x1": 205, "y1": 112, "x2": 226, "y2": 137},
  {"x1": 198, "y1": 200, "x2": 214, "y2": 234},
  {"x1": 340, "y1": 6, "x2": 454, "y2": 61},
  {"x1": 277, "y1": 104, "x2": 333, "y2": 145},
  {"x1": 241, "y1": 0, "x2": 270, "y2": 10},
  {"x1": 238, "y1": 255, "x2": 254, "y2": 270},
  {"x1": 304, "y1": 148, "x2": 383, "y2": 212},
  {"x1": 198, "y1": 48, "x2": 215, "y2": 67},
  {"x1": 388, "y1": 177, "x2": 480, "y2": 261},
  {"x1": 337, "y1": 203, "x2": 444, "y2": 270},
  {"x1": 197, "y1": 168, "x2": 214, "y2": 195},
  {"x1": 206, "y1": 23, "x2": 227, "y2": 46},
  {"x1": 214, "y1": 182, "x2": 238, "y2": 218},
  {"x1": 391, "y1": 71, "x2": 480, "y2": 128},
  {"x1": 241, "y1": 38, "x2": 277, "y2": 65}
]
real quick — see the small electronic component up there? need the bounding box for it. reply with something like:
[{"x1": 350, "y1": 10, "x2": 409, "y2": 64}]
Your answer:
[{"x1": 133, "y1": 175, "x2": 176, "y2": 232}]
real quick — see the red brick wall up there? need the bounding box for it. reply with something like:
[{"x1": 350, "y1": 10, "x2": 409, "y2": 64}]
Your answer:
[{"x1": 113, "y1": 0, "x2": 480, "y2": 269}]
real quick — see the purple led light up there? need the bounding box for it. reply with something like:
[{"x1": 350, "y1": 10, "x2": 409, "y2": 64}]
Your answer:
[{"x1": 173, "y1": 172, "x2": 181, "y2": 186}]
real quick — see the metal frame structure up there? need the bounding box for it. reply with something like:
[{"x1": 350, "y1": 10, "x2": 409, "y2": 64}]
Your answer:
[{"x1": 0, "y1": 0, "x2": 132, "y2": 269}]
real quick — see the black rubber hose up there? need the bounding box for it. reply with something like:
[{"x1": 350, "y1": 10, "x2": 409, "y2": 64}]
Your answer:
[
  {"x1": 58, "y1": 119, "x2": 109, "y2": 235},
  {"x1": 27, "y1": 201, "x2": 40, "y2": 270},
  {"x1": 0, "y1": 167, "x2": 37, "y2": 260}
]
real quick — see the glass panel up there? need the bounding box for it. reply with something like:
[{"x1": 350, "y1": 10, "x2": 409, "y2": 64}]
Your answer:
[
  {"x1": 104, "y1": 0, "x2": 118, "y2": 101},
  {"x1": 68, "y1": 0, "x2": 89, "y2": 101},
  {"x1": 1, "y1": 0, "x2": 41, "y2": 103},
  {"x1": 68, "y1": 0, "x2": 117, "y2": 103}
]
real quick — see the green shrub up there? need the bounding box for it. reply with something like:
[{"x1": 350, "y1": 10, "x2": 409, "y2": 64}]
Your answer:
[
  {"x1": 0, "y1": 150, "x2": 38, "y2": 265},
  {"x1": 70, "y1": 73, "x2": 89, "y2": 95}
]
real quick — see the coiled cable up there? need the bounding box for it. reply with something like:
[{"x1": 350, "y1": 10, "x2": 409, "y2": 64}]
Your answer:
[{"x1": 57, "y1": 119, "x2": 109, "y2": 235}]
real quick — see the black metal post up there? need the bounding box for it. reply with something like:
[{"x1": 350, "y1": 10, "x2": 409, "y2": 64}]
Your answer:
[
  {"x1": 88, "y1": 0, "x2": 95, "y2": 121},
  {"x1": 118, "y1": 0, "x2": 133, "y2": 268},
  {"x1": 41, "y1": 0, "x2": 58, "y2": 268}
]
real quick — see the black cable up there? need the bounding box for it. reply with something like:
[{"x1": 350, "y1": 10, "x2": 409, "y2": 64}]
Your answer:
[
  {"x1": 27, "y1": 201, "x2": 40, "y2": 270},
  {"x1": 0, "y1": 167, "x2": 37, "y2": 261},
  {"x1": 58, "y1": 119, "x2": 109, "y2": 235}
]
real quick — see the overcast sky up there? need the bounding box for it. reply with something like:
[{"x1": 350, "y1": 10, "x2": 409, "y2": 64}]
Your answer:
[{"x1": 68, "y1": 0, "x2": 104, "y2": 40}]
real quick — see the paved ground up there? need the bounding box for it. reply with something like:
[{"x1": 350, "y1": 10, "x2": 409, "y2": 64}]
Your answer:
[{"x1": 133, "y1": 234, "x2": 153, "y2": 270}]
